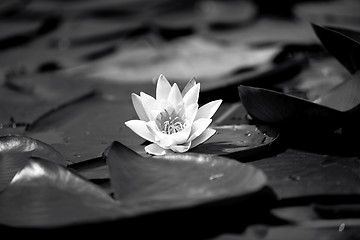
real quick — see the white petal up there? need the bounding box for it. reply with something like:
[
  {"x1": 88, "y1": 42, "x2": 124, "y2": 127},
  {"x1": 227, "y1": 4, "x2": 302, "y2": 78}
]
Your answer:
[
  {"x1": 125, "y1": 120, "x2": 155, "y2": 142},
  {"x1": 190, "y1": 128, "x2": 216, "y2": 149},
  {"x1": 145, "y1": 143, "x2": 168, "y2": 155},
  {"x1": 171, "y1": 125, "x2": 192, "y2": 144},
  {"x1": 185, "y1": 103, "x2": 198, "y2": 125},
  {"x1": 195, "y1": 100, "x2": 222, "y2": 120},
  {"x1": 182, "y1": 77, "x2": 197, "y2": 97},
  {"x1": 146, "y1": 122, "x2": 174, "y2": 148},
  {"x1": 183, "y1": 83, "x2": 200, "y2": 108},
  {"x1": 140, "y1": 92, "x2": 161, "y2": 121},
  {"x1": 147, "y1": 121, "x2": 190, "y2": 148},
  {"x1": 167, "y1": 83, "x2": 183, "y2": 108},
  {"x1": 170, "y1": 142, "x2": 191, "y2": 153},
  {"x1": 131, "y1": 93, "x2": 149, "y2": 121},
  {"x1": 156, "y1": 74, "x2": 172, "y2": 100},
  {"x1": 188, "y1": 118, "x2": 212, "y2": 142}
]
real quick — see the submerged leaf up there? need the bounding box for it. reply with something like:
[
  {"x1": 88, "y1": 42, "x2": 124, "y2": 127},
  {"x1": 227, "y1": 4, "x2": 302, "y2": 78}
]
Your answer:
[
  {"x1": 312, "y1": 24, "x2": 360, "y2": 74},
  {"x1": 107, "y1": 141, "x2": 267, "y2": 213}
]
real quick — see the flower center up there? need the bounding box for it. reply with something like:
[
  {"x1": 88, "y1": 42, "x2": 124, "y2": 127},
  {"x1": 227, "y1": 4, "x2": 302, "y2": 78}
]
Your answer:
[{"x1": 156, "y1": 109, "x2": 186, "y2": 135}]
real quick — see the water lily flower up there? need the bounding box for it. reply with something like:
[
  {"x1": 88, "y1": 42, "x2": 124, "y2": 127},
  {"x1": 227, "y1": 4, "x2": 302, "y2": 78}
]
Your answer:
[{"x1": 125, "y1": 74, "x2": 222, "y2": 155}]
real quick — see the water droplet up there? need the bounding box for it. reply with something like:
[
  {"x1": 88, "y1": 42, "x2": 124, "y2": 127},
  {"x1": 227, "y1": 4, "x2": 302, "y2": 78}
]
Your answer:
[
  {"x1": 245, "y1": 132, "x2": 252, "y2": 137},
  {"x1": 288, "y1": 175, "x2": 301, "y2": 181},
  {"x1": 209, "y1": 173, "x2": 224, "y2": 181},
  {"x1": 0, "y1": 123, "x2": 3, "y2": 129},
  {"x1": 73, "y1": 154, "x2": 81, "y2": 158},
  {"x1": 12, "y1": 122, "x2": 17, "y2": 128},
  {"x1": 339, "y1": 223, "x2": 345, "y2": 232}
]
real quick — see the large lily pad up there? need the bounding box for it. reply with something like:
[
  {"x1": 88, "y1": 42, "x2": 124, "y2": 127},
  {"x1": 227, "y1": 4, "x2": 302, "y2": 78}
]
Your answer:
[
  {"x1": 312, "y1": 24, "x2": 360, "y2": 74},
  {"x1": 26, "y1": 93, "x2": 138, "y2": 164},
  {"x1": 107, "y1": 141, "x2": 268, "y2": 213},
  {"x1": 0, "y1": 73, "x2": 95, "y2": 129},
  {"x1": 0, "y1": 158, "x2": 122, "y2": 228},
  {"x1": 295, "y1": 0, "x2": 360, "y2": 31},
  {"x1": 191, "y1": 125, "x2": 280, "y2": 160},
  {"x1": 65, "y1": 36, "x2": 280, "y2": 83},
  {"x1": 0, "y1": 135, "x2": 65, "y2": 191},
  {"x1": 0, "y1": 141, "x2": 268, "y2": 229},
  {"x1": 238, "y1": 71, "x2": 360, "y2": 132}
]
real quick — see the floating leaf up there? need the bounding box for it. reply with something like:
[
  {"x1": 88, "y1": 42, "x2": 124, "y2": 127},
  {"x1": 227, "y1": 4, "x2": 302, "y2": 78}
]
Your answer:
[
  {"x1": 314, "y1": 71, "x2": 360, "y2": 112},
  {"x1": 0, "y1": 158, "x2": 122, "y2": 228},
  {"x1": 312, "y1": 24, "x2": 360, "y2": 74},
  {"x1": 0, "y1": 141, "x2": 268, "y2": 229},
  {"x1": 252, "y1": 149, "x2": 360, "y2": 199},
  {"x1": 0, "y1": 135, "x2": 65, "y2": 164},
  {"x1": 0, "y1": 135, "x2": 65, "y2": 191},
  {"x1": 200, "y1": 53, "x2": 306, "y2": 102},
  {"x1": 295, "y1": 0, "x2": 360, "y2": 30},
  {"x1": 66, "y1": 36, "x2": 280, "y2": 83},
  {"x1": 207, "y1": 18, "x2": 318, "y2": 45},
  {"x1": 27, "y1": 95, "x2": 137, "y2": 164},
  {"x1": 0, "y1": 74, "x2": 95, "y2": 129},
  {"x1": 69, "y1": 158, "x2": 109, "y2": 180},
  {"x1": 191, "y1": 125, "x2": 280, "y2": 160},
  {"x1": 107, "y1": 141, "x2": 267, "y2": 214},
  {"x1": 0, "y1": 17, "x2": 59, "y2": 51},
  {"x1": 238, "y1": 86, "x2": 343, "y2": 132},
  {"x1": 238, "y1": 71, "x2": 360, "y2": 132}
]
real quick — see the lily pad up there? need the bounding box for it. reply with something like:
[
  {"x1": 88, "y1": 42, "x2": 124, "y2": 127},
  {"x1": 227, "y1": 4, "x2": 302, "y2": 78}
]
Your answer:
[
  {"x1": 65, "y1": 36, "x2": 280, "y2": 83},
  {"x1": 295, "y1": 0, "x2": 360, "y2": 31},
  {"x1": 207, "y1": 18, "x2": 318, "y2": 45},
  {"x1": 107, "y1": 141, "x2": 268, "y2": 213},
  {"x1": 0, "y1": 73, "x2": 95, "y2": 129},
  {"x1": 0, "y1": 141, "x2": 268, "y2": 229},
  {"x1": 0, "y1": 135, "x2": 65, "y2": 191},
  {"x1": 238, "y1": 71, "x2": 360, "y2": 132},
  {"x1": 0, "y1": 158, "x2": 122, "y2": 228},
  {"x1": 312, "y1": 24, "x2": 360, "y2": 74},
  {"x1": 191, "y1": 125, "x2": 280, "y2": 160},
  {"x1": 0, "y1": 17, "x2": 59, "y2": 51},
  {"x1": 200, "y1": 52, "x2": 306, "y2": 102},
  {"x1": 26, "y1": 94, "x2": 137, "y2": 164}
]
